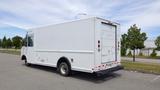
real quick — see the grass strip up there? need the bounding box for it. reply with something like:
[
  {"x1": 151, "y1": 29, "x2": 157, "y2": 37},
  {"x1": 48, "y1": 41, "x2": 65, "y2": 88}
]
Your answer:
[
  {"x1": 0, "y1": 49, "x2": 20, "y2": 55},
  {"x1": 122, "y1": 60, "x2": 160, "y2": 75}
]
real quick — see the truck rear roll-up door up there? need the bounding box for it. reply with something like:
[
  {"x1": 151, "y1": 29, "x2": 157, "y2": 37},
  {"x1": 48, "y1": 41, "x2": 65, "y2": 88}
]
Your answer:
[{"x1": 101, "y1": 22, "x2": 117, "y2": 63}]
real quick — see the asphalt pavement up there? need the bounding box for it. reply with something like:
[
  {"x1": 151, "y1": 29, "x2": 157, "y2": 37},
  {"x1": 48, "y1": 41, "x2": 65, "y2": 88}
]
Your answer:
[{"x1": 0, "y1": 53, "x2": 160, "y2": 90}]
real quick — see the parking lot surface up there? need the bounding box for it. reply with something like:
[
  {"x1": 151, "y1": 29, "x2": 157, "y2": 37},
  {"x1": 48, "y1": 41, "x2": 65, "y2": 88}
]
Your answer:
[{"x1": 0, "y1": 53, "x2": 160, "y2": 90}]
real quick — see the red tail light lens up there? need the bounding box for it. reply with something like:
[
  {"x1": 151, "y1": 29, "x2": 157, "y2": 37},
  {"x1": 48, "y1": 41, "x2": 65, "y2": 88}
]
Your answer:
[
  {"x1": 98, "y1": 40, "x2": 100, "y2": 48},
  {"x1": 98, "y1": 40, "x2": 100, "y2": 52}
]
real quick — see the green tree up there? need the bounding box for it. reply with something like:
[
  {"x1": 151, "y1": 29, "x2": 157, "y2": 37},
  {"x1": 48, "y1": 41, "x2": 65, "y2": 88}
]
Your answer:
[
  {"x1": 0, "y1": 39, "x2": 2, "y2": 48},
  {"x1": 155, "y1": 36, "x2": 160, "y2": 50},
  {"x1": 12, "y1": 36, "x2": 23, "y2": 49},
  {"x1": 22, "y1": 36, "x2": 27, "y2": 46},
  {"x1": 2, "y1": 36, "x2": 7, "y2": 48},
  {"x1": 121, "y1": 34, "x2": 128, "y2": 56},
  {"x1": 127, "y1": 24, "x2": 147, "y2": 62},
  {"x1": 6, "y1": 38, "x2": 12, "y2": 48}
]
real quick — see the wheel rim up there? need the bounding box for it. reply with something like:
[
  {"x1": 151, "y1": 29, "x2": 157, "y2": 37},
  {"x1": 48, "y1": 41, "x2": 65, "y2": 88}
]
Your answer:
[{"x1": 60, "y1": 63, "x2": 68, "y2": 75}]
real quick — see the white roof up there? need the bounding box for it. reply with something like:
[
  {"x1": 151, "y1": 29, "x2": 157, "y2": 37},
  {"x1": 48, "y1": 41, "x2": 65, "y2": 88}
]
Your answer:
[{"x1": 28, "y1": 17, "x2": 119, "y2": 31}]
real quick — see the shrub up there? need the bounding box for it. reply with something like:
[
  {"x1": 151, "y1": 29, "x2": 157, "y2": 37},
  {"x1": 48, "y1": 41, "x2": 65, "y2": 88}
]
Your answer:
[
  {"x1": 139, "y1": 52, "x2": 143, "y2": 56},
  {"x1": 150, "y1": 50, "x2": 157, "y2": 57},
  {"x1": 127, "y1": 51, "x2": 132, "y2": 56}
]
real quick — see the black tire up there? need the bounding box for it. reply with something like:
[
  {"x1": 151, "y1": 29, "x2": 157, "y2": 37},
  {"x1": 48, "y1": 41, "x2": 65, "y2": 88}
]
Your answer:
[
  {"x1": 58, "y1": 62, "x2": 71, "y2": 76},
  {"x1": 24, "y1": 60, "x2": 31, "y2": 66}
]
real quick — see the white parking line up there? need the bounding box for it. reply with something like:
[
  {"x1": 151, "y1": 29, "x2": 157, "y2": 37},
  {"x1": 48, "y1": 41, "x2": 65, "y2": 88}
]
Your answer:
[{"x1": 150, "y1": 75, "x2": 160, "y2": 82}]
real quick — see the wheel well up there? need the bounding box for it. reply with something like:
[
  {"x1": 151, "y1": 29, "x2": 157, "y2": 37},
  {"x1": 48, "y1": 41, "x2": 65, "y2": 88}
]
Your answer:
[
  {"x1": 21, "y1": 55, "x2": 26, "y2": 60},
  {"x1": 57, "y1": 57, "x2": 71, "y2": 69}
]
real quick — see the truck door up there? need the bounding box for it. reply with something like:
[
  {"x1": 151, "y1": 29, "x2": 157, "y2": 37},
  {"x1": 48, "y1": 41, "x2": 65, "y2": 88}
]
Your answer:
[
  {"x1": 101, "y1": 22, "x2": 117, "y2": 63},
  {"x1": 26, "y1": 32, "x2": 35, "y2": 63}
]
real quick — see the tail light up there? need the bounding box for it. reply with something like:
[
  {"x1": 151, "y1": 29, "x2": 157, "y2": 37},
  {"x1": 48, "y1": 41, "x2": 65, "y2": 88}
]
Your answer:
[
  {"x1": 118, "y1": 41, "x2": 120, "y2": 50},
  {"x1": 98, "y1": 40, "x2": 100, "y2": 52}
]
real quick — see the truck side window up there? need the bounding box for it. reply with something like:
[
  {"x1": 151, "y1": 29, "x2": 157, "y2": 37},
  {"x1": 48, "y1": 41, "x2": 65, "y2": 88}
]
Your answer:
[{"x1": 28, "y1": 34, "x2": 34, "y2": 47}]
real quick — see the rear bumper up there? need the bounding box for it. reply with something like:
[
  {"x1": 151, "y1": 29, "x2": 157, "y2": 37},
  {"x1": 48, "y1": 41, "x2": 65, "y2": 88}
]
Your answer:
[{"x1": 94, "y1": 65, "x2": 123, "y2": 75}]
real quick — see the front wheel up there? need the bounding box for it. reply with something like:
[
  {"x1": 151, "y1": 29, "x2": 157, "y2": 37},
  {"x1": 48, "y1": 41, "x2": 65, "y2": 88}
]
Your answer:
[
  {"x1": 58, "y1": 62, "x2": 71, "y2": 76},
  {"x1": 24, "y1": 60, "x2": 31, "y2": 66}
]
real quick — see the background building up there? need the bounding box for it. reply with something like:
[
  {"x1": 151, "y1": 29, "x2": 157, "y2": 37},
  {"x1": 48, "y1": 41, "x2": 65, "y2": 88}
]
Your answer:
[{"x1": 126, "y1": 39, "x2": 160, "y2": 56}]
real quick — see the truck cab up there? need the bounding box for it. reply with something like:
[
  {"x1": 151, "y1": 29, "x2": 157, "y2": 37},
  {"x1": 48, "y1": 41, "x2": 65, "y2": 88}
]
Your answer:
[{"x1": 21, "y1": 31, "x2": 34, "y2": 65}]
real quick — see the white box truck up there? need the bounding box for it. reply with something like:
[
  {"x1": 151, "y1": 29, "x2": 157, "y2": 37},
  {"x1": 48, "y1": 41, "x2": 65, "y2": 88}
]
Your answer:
[{"x1": 21, "y1": 17, "x2": 122, "y2": 76}]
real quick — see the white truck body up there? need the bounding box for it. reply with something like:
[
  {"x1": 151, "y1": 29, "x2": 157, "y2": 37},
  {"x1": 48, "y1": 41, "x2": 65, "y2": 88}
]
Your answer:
[{"x1": 21, "y1": 17, "x2": 121, "y2": 74}]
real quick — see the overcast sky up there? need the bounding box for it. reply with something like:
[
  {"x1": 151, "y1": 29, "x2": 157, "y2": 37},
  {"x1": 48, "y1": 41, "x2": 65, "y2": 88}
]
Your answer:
[{"x1": 0, "y1": 0, "x2": 160, "y2": 39}]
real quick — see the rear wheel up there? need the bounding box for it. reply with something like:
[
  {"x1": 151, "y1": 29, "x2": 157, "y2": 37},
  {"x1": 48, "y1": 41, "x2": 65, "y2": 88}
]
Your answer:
[{"x1": 58, "y1": 62, "x2": 71, "y2": 76}]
